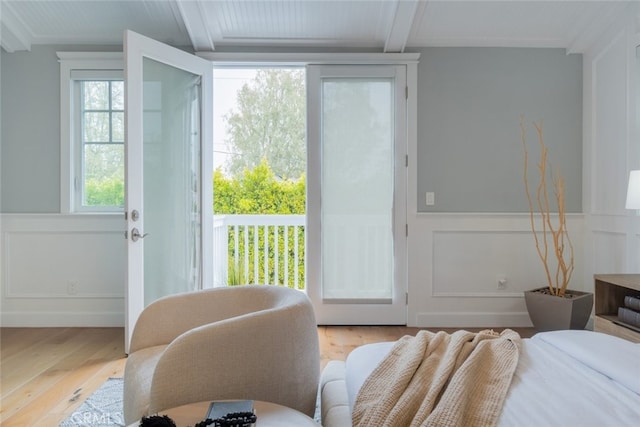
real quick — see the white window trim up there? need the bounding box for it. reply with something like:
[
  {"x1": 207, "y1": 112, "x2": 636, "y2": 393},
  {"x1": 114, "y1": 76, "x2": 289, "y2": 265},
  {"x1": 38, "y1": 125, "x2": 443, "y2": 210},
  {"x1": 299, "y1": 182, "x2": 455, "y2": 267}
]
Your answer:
[{"x1": 58, "y1": 51, "x2": 123, "y2": 213}]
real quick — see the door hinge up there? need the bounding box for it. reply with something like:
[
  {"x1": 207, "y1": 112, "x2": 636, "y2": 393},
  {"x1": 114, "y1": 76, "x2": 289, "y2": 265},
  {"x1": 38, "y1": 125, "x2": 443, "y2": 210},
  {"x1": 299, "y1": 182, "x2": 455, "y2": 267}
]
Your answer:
[
  {"x1": 405, "y1": 154, "x2": 408, "y2": 167},
  {"x1": 406, "y1": 292, "x2": 408, "y2": 304},
  {"x1": 405, "y1": 224, "x2": 408, "y2": 236},
  {"x1": 405, "y1": 86, "x2": 409, "y2": 99}
]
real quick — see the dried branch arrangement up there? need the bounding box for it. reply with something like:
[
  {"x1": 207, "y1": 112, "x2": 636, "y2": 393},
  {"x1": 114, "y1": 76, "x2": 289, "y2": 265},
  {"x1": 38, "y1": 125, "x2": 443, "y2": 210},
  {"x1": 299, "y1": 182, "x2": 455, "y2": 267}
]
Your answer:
[{"x1": 521, "y1": 117, "x2": 574, "y2": 297}]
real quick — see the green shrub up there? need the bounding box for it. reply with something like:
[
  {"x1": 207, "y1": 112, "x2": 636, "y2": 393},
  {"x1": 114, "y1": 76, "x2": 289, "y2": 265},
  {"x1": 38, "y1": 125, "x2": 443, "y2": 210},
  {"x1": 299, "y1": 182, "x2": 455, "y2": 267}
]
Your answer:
[
  {"x1": 214, "y1": 160, "x2": 306, "y2": 288},
  {"x1": 85, "y1": 178, "x2": 124, "y2": 207},
  {"x1": 214, "y1": 159, "x2": 305, "y2": 215}
]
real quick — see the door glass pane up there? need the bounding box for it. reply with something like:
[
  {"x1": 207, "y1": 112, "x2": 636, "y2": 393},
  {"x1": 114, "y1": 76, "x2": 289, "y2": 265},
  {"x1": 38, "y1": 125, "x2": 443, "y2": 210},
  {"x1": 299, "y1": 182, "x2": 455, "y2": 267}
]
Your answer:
[
  {"x1": 321, "y1": 77, "x2": 394, "y2": 301},
  {"x1": 143, "y1": 57, "x2": 201, "y2": 305}
]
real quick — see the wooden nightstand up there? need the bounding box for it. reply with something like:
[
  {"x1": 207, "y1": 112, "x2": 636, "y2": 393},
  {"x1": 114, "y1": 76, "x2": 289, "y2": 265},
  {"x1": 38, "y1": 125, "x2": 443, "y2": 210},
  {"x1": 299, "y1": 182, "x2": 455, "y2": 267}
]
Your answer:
[{"x1": 594, "y1": 274, "x2": 640, "y2": 343}]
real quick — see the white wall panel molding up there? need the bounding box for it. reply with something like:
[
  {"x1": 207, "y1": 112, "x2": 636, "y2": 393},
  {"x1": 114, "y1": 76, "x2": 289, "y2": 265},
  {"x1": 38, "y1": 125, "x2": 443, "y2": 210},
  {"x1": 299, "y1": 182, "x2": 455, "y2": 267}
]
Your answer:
[
  {"x1": 407, "y1": 213, "x2": 584, "y2": 328},
  {"x1": 431, "y1": 230, "x2": 548, "y2": 298},
  {"x1": 591, "y1": 229, "x2": 627, "y2": 238},
  {"x1": 415, "y1": 312, "x2": 532, "y2": 329},
  {"x1": 625, "y1": 219, "x2": 640, "y2": 274},
  {"x1": 1, "y1": 214, "x2": 125, "y2": 327},
  {"x1": 588, "y1": 213, "x2": 630, "y2": 233},
  {"x1": 1, "y1": 213, "x2": 124, "y2": 231},
  {"x1": 4, "y1": 230, "x2": 123, "y2": 299},
  {"x1": 1, "y1": 311, "x2": 123, "y2": 327},
  {"x1": 591, "y1": 230, "x2": 627, "y2": 274},
  {"x1": 588, "y1": 17, "x2": 634, "y2": 217}
]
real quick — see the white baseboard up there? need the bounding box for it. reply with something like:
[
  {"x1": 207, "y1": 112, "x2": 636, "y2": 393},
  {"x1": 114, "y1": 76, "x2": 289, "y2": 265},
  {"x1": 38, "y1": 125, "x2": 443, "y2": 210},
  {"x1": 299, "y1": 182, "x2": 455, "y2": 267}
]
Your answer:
[
  {"x1": 413, "y1": 312, "x2": 533, "y2": 328},
  {"x1": 1, "y1": 311, "x2": 124, "y2": 327}
]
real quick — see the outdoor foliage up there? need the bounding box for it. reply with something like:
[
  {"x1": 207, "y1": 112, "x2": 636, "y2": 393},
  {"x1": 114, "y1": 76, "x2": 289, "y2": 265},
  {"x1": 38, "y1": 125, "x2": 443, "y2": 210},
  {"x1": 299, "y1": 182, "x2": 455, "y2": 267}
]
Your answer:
[
  {"x1": 82, "y1": 81, "x2": 125, "y2": 208},
  {"x1": 214, "y1": 159, "x2": 305, "y2": 214},
  {"x1": 226, "y1": 225, "x2": 305, "y2": 289},
  {"x1": 224, "y1": 69, "x2": 306, "y2": 180},
  {"x1": 85, "y1": 177, "x2": 124, "y2": 207},
  {"x1": 214, "y1": 160, "x2": 306, "y2": 288}
]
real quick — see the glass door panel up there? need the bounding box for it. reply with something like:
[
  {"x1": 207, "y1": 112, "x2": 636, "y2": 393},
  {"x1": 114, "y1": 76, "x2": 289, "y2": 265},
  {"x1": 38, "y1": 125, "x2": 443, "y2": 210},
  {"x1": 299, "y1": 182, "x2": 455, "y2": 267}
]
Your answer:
[
  {"x1": 141, "y1": 57, "x2": 201, "y2": 304},
  {"x1": 307, "y1": 65, "x2": 407, "y2": 324},
  {"x1": 322, "y1": 77, "x2": 394, "y2": 301}
]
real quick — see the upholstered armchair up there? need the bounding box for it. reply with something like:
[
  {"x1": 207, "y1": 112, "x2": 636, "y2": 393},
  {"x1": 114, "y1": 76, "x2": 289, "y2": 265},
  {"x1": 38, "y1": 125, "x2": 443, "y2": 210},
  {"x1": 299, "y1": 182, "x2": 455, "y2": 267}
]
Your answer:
[{"x1": 123, "y1": 285, "x2": 320, "y2": 425}]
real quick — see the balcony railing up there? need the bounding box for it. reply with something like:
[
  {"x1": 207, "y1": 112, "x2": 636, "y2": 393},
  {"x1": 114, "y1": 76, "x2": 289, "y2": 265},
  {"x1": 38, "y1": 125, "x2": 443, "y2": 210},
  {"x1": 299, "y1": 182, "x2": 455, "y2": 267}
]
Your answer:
[{"x1": 213, "y1": 214, "x2": 306, "y2": 289}]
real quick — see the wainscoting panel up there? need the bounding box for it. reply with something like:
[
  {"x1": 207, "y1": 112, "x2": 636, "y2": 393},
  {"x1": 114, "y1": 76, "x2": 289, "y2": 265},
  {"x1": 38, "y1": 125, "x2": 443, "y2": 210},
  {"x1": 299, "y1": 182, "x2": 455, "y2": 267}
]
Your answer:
[
  {"x1": 5, "y1": 230, "x2": 124, "y2": 298},
  {"x1": 590, "y1": 230, "x2": 627, "y2": 274},
  {"x1": 590, "y1": 25, "x2": 629, "y2": 217},
  {"x1": 1, "y1": 214, "x2": 126, "y2": 326},
  {"x1": 407, "y1": 213, "x2": 585, "y2": 329},
  {"x1": 432, "y1": 230, "x2": 546, "y2": 298}
]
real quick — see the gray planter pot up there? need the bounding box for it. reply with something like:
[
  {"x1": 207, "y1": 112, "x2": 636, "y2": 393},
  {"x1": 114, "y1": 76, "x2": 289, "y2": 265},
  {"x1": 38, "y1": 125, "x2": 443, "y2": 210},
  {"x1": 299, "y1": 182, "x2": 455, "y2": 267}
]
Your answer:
[{"x1": 524, "y1": 287, "x2": 594, "y2": 331}]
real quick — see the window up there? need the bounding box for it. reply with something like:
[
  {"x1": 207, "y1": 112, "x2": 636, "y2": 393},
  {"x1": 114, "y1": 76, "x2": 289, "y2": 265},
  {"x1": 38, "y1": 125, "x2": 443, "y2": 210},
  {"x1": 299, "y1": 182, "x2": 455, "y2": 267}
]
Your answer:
[
  {"x1": 76, "y1": 78, "x2": 124, "y2": 210},
  {"x1": 58, "y1": 52, "x2": 124, "y2": 213}
]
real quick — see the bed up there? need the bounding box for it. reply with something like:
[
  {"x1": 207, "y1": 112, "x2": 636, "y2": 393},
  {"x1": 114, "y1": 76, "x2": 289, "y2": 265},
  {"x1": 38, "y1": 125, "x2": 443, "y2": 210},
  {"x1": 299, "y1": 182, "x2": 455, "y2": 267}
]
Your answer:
[{"x1": 319, "y1": 330, "x2": 640, "y2": 426}]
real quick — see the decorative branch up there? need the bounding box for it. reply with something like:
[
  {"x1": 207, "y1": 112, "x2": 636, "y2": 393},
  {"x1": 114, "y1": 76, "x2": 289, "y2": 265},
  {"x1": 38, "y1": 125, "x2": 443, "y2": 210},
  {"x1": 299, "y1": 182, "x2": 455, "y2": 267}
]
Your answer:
[{"x1": 521, "y1": 116, "x2": 574, "y2": 296}]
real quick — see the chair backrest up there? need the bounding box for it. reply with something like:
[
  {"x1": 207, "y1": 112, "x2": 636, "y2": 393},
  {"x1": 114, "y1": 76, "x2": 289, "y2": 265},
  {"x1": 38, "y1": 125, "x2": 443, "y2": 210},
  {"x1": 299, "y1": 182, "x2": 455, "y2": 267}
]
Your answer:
[
  {"x1": 140, "y1": 285, "x2": 320, "y2": 417},
  {"x1": 130, "y1": 285, "x2": 310, "y2": 352}
]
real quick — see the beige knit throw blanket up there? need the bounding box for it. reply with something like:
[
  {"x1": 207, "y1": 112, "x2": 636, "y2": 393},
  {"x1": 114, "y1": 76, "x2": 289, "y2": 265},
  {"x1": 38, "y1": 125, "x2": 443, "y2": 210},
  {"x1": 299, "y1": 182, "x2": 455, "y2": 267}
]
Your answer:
[{"x1": 352, "y1": 329, "x2": 521, "y2": 427}]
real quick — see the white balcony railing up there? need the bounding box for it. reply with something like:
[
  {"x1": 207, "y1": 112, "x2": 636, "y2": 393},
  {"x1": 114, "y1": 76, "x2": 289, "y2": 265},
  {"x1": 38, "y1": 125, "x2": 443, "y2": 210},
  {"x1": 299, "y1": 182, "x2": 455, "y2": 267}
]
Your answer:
[{"x1": 213, "y1": 214, "x2": 305, "y2": 288}]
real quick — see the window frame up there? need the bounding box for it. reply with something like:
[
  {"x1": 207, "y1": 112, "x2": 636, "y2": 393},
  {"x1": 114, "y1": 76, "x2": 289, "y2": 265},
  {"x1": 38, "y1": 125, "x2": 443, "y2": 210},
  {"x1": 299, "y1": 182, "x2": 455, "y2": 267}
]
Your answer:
[{"x1": 58, "y1": 52, "x2": 124, "y2": 213}]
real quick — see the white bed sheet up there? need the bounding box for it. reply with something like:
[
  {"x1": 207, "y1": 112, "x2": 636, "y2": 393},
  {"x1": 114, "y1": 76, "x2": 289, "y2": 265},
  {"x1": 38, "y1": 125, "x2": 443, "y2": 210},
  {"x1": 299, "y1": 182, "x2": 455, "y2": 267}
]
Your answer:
[{"x1": 345, "y1": 330, "x2": 640, "y2": 426}]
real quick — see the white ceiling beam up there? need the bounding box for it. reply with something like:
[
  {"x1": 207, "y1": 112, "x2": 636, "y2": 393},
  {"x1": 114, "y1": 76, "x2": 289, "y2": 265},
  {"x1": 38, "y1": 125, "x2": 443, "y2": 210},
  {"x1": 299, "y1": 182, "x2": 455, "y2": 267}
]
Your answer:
[
  {"x1": 384, "y1": 0, "x2": 420, "y2": 53},
  {"x1": 1, "y1": 2, "x2": 32, "y2": 52},
  {"x1": 566, "y1": 1, "x2": 630, "y2": 54},
  {"x1": 174, "y1": 0, "x2": 215, "y2": 52}
]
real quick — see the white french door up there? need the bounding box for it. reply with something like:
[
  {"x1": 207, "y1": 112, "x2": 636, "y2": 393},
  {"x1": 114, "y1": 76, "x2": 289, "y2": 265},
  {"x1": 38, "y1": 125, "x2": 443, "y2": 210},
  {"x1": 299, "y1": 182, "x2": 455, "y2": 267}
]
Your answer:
[
  {"x1": 306, "y1": 65, "x2": 407, "y2": 324},
  {"x1": 124, "y1": 31, "x2": 213, "y2": 352}
]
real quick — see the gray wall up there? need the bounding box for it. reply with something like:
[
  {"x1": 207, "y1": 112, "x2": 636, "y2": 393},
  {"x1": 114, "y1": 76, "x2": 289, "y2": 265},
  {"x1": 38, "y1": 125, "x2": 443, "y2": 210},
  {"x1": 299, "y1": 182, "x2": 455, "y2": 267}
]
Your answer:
[
  {"x1": 414, "y1": 47, "x2": 582, "y2": 213},
  {"x1": 1, "y1": 46, "x2": 61, "y2": 212},
  {"x1": 1, "y1": 45, "x2": 583, "y2": 213},
  {"x1": 1, "y1": 45, "x2": 121, "y2": 213}
]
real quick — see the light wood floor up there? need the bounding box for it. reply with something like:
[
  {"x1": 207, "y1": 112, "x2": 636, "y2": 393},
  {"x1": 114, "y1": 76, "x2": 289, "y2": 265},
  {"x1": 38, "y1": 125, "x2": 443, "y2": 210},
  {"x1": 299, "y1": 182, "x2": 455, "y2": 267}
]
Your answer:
[{"x1": 1, "y1": 326, "x2": 534, "y2": 426}]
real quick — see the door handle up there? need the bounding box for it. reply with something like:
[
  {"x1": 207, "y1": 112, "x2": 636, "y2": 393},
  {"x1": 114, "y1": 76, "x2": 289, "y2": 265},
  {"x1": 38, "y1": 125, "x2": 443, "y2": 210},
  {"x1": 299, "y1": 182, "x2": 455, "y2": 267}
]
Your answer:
[{"x1": 131, "y1": 228, "x2": 149, "y2": 242}]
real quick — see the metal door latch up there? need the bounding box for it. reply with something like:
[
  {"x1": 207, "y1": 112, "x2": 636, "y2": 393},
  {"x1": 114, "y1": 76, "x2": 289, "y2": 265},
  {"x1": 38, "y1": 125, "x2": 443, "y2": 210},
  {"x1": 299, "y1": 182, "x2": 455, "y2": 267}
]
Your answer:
[{"x1": 131, "y1": 228, "x2": 149, "y2": 242}]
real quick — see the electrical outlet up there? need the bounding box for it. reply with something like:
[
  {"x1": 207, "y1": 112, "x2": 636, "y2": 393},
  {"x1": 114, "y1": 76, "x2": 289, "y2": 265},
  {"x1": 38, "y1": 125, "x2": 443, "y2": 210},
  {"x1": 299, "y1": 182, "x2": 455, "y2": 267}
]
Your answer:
[
  {"x1": 426, "y1": 192, "x2": 435, "y2": 206},
  {"x1": 497, "y1": 277, "x2": 507, "y2": 290},
  {"x1": 67, "y1": 280, "x2": 78, "y2": 295}
]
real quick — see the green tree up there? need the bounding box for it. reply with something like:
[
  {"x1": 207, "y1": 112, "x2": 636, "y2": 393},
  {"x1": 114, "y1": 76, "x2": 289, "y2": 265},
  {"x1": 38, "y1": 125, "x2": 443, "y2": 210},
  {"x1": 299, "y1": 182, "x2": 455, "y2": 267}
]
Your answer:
[{"x1": 225, "y1": 69, "x2": 305, "y2": 179}]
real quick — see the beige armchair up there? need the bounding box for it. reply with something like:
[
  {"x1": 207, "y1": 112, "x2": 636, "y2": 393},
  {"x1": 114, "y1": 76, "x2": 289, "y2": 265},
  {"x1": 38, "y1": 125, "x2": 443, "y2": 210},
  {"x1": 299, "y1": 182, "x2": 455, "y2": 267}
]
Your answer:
[{"x1": 123, "y1": 285, "x2": 320, "y2": 425}]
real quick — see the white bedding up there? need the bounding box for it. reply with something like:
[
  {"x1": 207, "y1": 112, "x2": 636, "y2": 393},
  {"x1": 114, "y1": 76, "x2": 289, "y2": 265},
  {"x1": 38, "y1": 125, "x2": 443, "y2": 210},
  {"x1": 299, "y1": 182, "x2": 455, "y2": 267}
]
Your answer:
[{"x1": 345, "y1": 330, "x2": 640, "y2": 426}]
